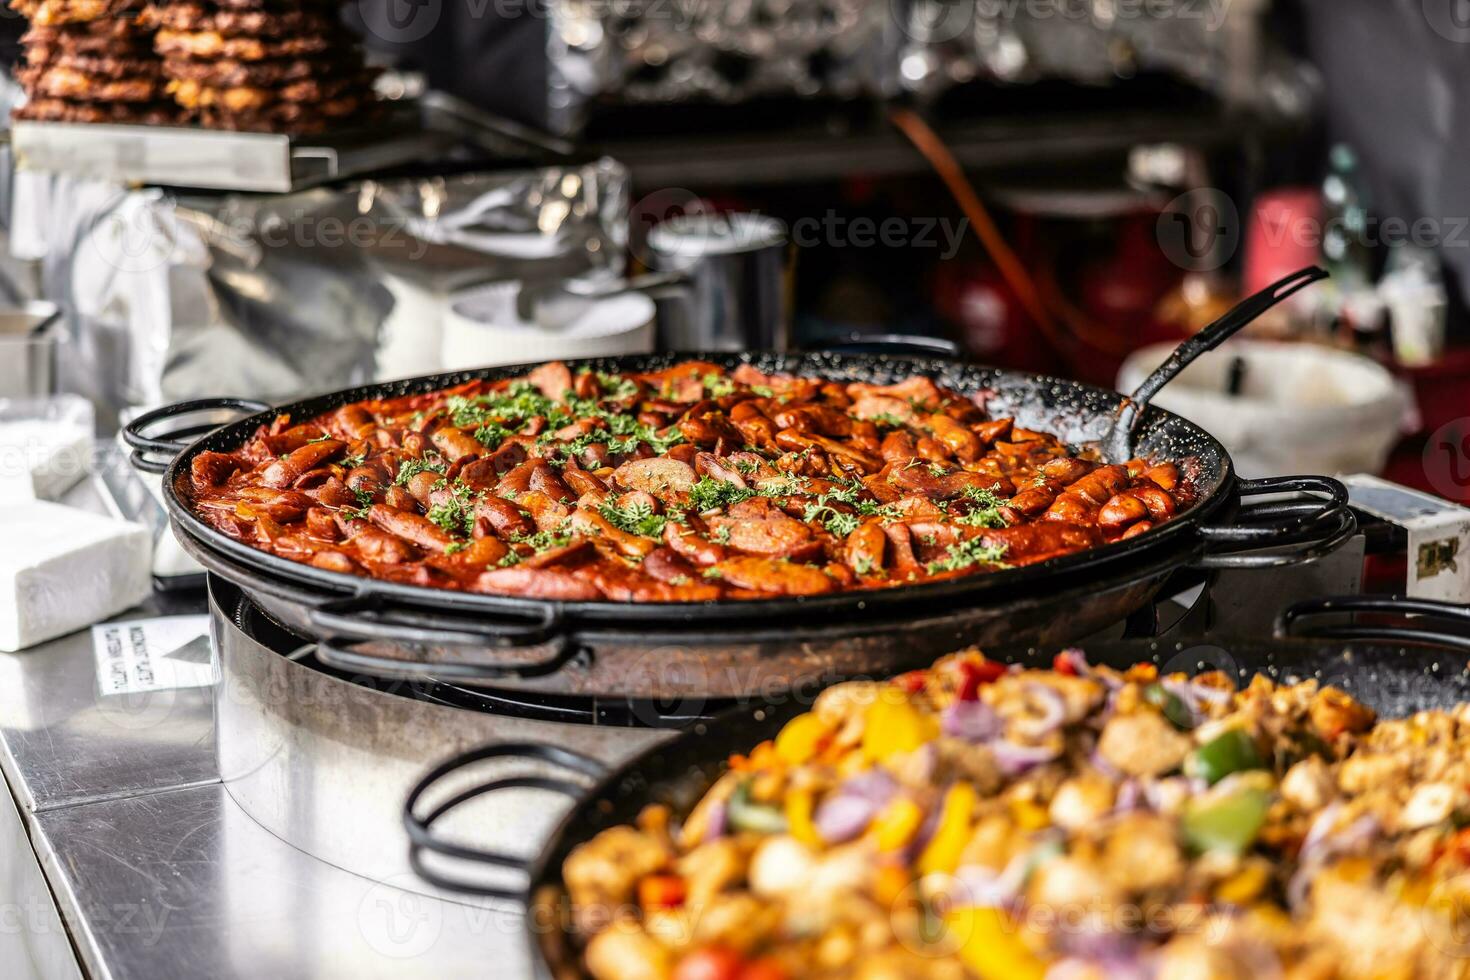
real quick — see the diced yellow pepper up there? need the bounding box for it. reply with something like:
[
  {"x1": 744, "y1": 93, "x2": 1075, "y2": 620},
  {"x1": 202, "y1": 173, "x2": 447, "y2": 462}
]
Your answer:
[
  {"x1": 872, "y1": 798, "x2": 926, "y2": 851},
  {"x1": 837, "y1": 751, "x2": 869, "y2": 778},
  {"x1": 1010, "y1": 798, "x2": 1050, "y2": 831},
  {"x1": 775, "y1": 713, "x2": 831, "y2": 766},
  {"x1": 874, "y1": 862, "x2": 911, "y2": 908},
  {"x1": 786, "y1": 788, "x2": 820, "y2": 847},
  {"x1": 946, "y1": 907, "x2": 1047, "y2": 980},
  {"x1": 862, "y1": 698, "x2": 938, "y2": 762},
  {"x1": 1216, "y1": 862, "x2": 1269, "y2": 905},
  {"x1": 918, "y1": 783, "x2": 977, "y2": 876}
]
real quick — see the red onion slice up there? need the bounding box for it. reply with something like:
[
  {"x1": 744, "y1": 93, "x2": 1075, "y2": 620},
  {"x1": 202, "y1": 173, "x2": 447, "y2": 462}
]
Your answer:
[
  {"x1": 1013, "y1": 682, "x2": 1067, "y2": 739},
  {"x1": 814, "y1": 794, "x2": 880, "y2": 844},
  {"x1": 990, "y1": 739, "x2": 1060, "y2": 776},
  {"x1": 703, "y1": 800, "x2": 728, "y2": 842},
  {"x1": 942, "y1": 699, "x2": 1001, "y2": 742},
  {"x1": 840, "y1": 769, "x2": 900, "y2": 804}
]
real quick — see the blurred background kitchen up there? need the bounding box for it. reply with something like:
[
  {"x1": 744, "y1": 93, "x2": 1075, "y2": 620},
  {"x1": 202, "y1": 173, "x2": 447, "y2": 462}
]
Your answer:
[{"x1": 2, "y1": 0, "x2": 1467, "y2": 508}]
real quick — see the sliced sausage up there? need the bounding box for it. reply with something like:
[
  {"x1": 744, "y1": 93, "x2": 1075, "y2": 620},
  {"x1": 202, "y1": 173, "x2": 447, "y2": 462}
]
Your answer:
[
  {"x1": 367, "y1": 504, "x2": 456, "y2": 554},
  {"x1": 707, "y1": 557, "x2": 835, "y2": 596},
  {"x1": 473, "y1": 566, "x2": 600, "y2": 600},
  {"x1": 707, "y1": 497, "x2": 814, "y2": 557},
  {"x1": 613, "y1": 457, "x2": 697, "y2": 497},
  {"x1": 259, "y1": 440, "x2": 344, "y2": 489}
]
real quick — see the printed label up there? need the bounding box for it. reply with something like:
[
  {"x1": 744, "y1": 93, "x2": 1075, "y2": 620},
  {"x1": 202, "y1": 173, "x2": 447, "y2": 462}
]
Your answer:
[{"x1": 92, "y1": 616, "x2": 216, "y2": 696}]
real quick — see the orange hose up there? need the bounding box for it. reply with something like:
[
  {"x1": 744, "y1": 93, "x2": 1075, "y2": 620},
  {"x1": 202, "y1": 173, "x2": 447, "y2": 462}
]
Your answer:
[{"x1": 888, "y1": 107, "x2": 1134, "y2": 357}]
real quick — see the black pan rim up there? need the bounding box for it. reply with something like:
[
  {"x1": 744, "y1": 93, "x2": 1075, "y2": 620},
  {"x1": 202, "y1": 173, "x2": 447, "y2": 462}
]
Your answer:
[{"x1": 159, "y1": 350, "x2": 1235, "y2": 622}]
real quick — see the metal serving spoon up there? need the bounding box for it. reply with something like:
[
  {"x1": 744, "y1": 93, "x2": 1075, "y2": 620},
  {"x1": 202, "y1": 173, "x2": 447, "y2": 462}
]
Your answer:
[{"x1": 1103, "y1": 265, "x2": 1330, "y2": 462}]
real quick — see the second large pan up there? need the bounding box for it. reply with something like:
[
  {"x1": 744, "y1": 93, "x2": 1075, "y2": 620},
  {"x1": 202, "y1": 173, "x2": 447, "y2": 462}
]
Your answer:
[
  {"x1": 403, "y1": 596, "x2": 1470, "y2": 979},
  {"x1": 125, "y1": 351, "x2": 1354, "y2": 697}
]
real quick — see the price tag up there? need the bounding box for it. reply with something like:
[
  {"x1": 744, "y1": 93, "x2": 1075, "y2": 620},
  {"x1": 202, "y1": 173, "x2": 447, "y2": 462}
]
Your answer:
[{"x1": 91, "y1": 616, "x2": 216, "y2": 696}]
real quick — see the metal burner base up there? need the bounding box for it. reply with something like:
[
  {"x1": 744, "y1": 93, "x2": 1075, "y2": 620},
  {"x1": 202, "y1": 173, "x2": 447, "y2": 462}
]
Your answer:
[{"x1": 210, "y1": 576, "x2": 671, "y2": 899}]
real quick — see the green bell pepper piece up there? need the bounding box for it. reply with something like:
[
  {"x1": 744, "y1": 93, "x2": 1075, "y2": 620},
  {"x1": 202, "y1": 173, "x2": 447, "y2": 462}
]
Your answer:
[
  {"x1": 1143, "y1": 682, "x2": 1194, "y2": 731},
  {"x1": 1186, "y1": 729, "x2": 1265, "y2": 786},
  {"x1": 727, "y1": 779, "x2": 789, "y2": 835},
  {"x1": 1181, "y1": 787, "x2": 1271, "y2": 856}
]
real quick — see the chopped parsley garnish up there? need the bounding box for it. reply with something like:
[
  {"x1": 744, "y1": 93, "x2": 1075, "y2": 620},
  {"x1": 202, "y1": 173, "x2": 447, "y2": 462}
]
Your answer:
[
  {"x1": 802, "y1": 502, "x2": 860, "y2": 538},
  {"x1": 710, "y1": 525, "x2": 732, "y2": 544},
  {"x1": 498, "y1": 524, "x2": 575, "y2": 566},
  {"x1": 954, "y1": 485, "x2": 1010, "y2": 529},
  {"x1": 750, "y1": 385, "x2": 775, "y2": 398},
  {"x1": 598, "y1": 499, "x2": 668, "y2": 538},
  {"x1": 426, "y1": 483, "x2": 478, "y2": 538},
  {"x1": 352, "y1": 487, "x2": 375, "y2": 509},
  {"x1": 307, "y1": 434, "x2": 334, "y2": 444},
  {"x1": 926, "y1": 538, "x2": 1009, "y2": 574},
  {"x1": 869, "y1": 413, "x2": 908, "y2": 428},
  {"x1": 540, "y1": 415, "x2": 684, "y2": 465},
  {"x1": 341, "y1": 453, "x2": 365, "y2": 469},
  {"x1": 595, "y1": 372, "x2": 639, "y2": 399},
  {"x1": 755, "y1": 475, "x2": 808, "y2": 497},
  {"x1": 473, "y1": 422, "x2": 518, "y2": 450},
  {"x1": 688, "y1": 476, "x2": 758, "y2": 512},
  {"x1": 394, "y1": 456, "x2": 446, "y2": 487},
  {"x1": 446, "y1": 382, "x2": 559, "y2": 429},
  {"x1": 444, "y1": 541, "x2": 469, "y2": 556},
  {"x1": 851, "y1": 555, "x2": 875, "y2": 575},
  {"x1": 702, "y1": 373, "x2": 735, "y2": 397}
]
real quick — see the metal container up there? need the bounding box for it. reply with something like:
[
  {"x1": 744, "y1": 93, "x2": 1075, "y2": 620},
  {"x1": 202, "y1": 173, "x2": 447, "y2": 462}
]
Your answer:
[
  {"x1": 210, "y1": 576, "x2": 670, "y2": 900},
  {"x1": 647, "y1": 214, "x2": 790, "y2": 351},
  {"x1": 0, "y1": 302, "x2": 61, "y2": 398}
]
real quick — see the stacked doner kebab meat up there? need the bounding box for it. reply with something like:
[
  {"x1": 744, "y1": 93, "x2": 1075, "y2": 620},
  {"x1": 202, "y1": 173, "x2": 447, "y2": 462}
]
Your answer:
[
  {"x1": 142, "y1": 0, "x2": 376, "y2": 133},
  {"x1": 12, "y1": 0, "x2": 180, "y2": 124},
  {"x1": 11, "y1": 0, "x2": 377, "y2": 134}
]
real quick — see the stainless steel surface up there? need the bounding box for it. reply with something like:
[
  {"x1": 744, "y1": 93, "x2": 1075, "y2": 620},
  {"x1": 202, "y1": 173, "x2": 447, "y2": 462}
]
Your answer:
[
  {"x1": 1208, "y1": 535, "x2": 1367, "y2": 639},
  {"x1": 0, "y1": 591, "x2": 215, "y2": 813},
  {"x1": 214, "y1": 579, "x2": 670, "y2": 896},
  {"x1": 32, "y1": 783, "x2": 531, "y2": 980},
  {"x1": 0, "y1": 772, "x2": 78, "y2": 980},
  {"x1": 648, "y1": 213, "x2": 790, "y2": 351},
  {"x1": 0, "y1": 301, "x2": 60, "y2": 398},
  {"x1": 11, "y1": 116, "x2": 458, "y2": 195}
]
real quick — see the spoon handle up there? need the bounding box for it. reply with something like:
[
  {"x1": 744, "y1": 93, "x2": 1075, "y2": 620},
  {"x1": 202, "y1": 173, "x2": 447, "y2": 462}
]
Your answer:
[{"x1": 1128, "y1": 265, "x2": 1329, "y2": 408}]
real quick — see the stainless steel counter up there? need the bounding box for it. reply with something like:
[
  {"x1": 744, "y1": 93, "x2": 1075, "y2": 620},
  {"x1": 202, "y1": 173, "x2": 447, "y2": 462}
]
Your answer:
[{"x1": 0, "y1": 586, "x2": 587, "y2": 980}]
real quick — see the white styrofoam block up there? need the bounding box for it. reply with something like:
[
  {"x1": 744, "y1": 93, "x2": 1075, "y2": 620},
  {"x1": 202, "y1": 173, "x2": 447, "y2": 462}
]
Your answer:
[
  {"x1": 0, "y1": 419, "x2": 93, "y2": 500},
  {"x1": 0, "y1": 470, "x2": 36, "y2": 504},
  {"x1": 0, "y1": 501, "x2": 152, "y2": 652}
]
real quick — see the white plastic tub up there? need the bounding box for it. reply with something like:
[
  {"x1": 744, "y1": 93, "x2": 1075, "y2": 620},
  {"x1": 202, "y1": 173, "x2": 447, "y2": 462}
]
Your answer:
[{"x1": 1117, "y1": 340, "x2": 1409, "y2": 479}]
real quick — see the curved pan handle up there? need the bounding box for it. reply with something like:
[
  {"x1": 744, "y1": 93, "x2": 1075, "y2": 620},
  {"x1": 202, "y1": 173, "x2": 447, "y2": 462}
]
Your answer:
[
  {"x1": 308, "y1": 594, "x2": 581, "y2": 681},
  {"x1": 123, "y1": 397, "x2": 272, "y2": 475},
  {"x1": 1192, "y1": 475, "x2": 1357, "y2": 570},
  {"x1": 404, "y1": 743, "x2": 608, "y2": 900},
  {"x1": 1276, "y1": 595, "x2": 1470, "y2": 652}
]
